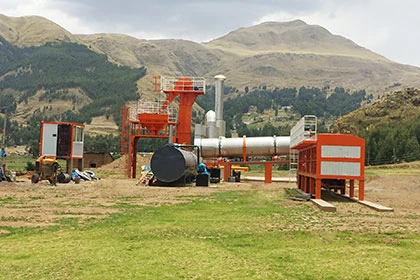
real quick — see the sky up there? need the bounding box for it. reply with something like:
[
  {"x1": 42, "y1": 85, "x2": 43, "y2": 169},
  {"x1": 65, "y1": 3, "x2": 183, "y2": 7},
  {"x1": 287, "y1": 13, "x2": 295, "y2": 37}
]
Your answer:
[{"x1": 2, "y1": 0, "x2": 420, "y2": 67}]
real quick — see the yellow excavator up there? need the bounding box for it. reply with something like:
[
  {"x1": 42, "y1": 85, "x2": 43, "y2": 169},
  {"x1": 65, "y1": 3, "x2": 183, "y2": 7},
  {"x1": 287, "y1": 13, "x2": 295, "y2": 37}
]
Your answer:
[{"x1": 31, "y1": 155, "x2": 60, "y2": 186}]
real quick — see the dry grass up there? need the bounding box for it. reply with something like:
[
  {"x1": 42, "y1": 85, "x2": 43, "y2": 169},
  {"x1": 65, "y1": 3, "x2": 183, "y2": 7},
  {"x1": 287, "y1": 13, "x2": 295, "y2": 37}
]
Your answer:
[
  {"x1": 14, "y1": 88, "x2": 91, "y2": 124},
  {"x1": 84, "y1": 116, "x2": 119, "y2": 136}
]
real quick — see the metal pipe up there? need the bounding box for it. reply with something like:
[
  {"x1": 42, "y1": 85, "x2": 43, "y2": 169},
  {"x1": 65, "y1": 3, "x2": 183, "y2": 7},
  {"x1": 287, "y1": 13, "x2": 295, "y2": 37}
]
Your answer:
[
  {"x1": 214, "y1": 75, "x2": 225, "y2": 122},
  {"x1": 205, "y1": 110, "x2": 217, "y2": 138},
  {"x1": 168, "y1": 124, "x2": 174, "y2": 143},
  {"x1": 214, "y1": 75, "x2": 226, "y2": 137},
  {"x1": 194, "y1": 136, "x2": 291, "y2": 158}
]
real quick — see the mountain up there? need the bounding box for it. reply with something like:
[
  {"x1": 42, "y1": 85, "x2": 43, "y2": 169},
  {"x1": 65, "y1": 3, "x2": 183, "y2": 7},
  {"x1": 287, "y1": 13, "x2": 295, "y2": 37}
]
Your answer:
[
  {"x1": 76, "y1": 34, "x2": 221, "y2": 94},
  {"x1": 2, "y1": 14, "x2": 420, "y2": 140},
  {"x1": 0, "y1": 36, "x2": 145, "y2": 132},
  {"x1": 76, "y1": 20, "x2": 420, "y2": 95},
  {"x1": 0, "y1": 14, "x2": 75, "y2": 47},
  {"x1": 332, "y1": 88, "x2": 420, "y2": 164},
  {"x1": 203, "y1": 20, "x2": 420, "y2": 94},
  {"x1": 2, "y1": 14, "x2": 420, "y2": 96},
  {"x1": 205, "y1": 20, "x2": 384, "y2": 60}
]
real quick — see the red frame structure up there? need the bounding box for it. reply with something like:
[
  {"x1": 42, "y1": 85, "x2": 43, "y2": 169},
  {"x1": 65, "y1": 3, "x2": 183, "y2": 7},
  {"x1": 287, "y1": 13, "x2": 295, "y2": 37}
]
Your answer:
[
  {"x1": 292, "y1": 133, "x2": 365, "y2": 200},
  {"x1": 121, "y1": 77, "x2": 205, "y2": 178}
]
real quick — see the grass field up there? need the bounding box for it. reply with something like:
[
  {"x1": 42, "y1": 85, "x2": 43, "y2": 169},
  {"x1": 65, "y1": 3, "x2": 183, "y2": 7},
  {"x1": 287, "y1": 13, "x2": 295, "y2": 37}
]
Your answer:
[
  {"x1": 1, "y1": 159, "x2": 420, "y2": 279},
  {"x1": 1, "y1": 155, "x2": 34, "y2": 170},
  {"x1": 3, "y1": 155, "x2": 67, "y2": 173},
  {"x1": 1, "y1": 184, "x2": 419, "y2": 279}
]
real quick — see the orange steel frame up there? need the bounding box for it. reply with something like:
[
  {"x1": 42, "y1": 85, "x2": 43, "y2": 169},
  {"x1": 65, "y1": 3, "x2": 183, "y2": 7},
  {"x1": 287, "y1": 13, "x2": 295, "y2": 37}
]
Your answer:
[
  {"x1": 205, "y1": 156, "x2": 288, "y2": 184},
  {"x1": 162, "y1": 77, "x2": 203, "y2": 145},
  {"x1": 121, "y1": 77, "x2": 204, "y2": 178},
  {"x1": 203, "y1": 136, "x2": 288, "y2": 183},
  {"x1": 293, "y1": 134, "x2": 365, "y2": 200},
  {"x1": 222, "y1": 160, "x2": 287, "y2": 183}
]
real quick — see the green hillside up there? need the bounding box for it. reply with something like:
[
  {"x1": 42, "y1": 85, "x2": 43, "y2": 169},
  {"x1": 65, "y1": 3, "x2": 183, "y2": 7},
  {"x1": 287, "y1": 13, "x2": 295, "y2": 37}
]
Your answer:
[
  {"x1": 196, "y1": 86, "x2": 371, "y2": 136},
  {"x1": 0, "y1": 37, "x2": 146, "y2": 124},
  {"x1": 333, "y1": 89, "x2": 420, "y2": 164}
]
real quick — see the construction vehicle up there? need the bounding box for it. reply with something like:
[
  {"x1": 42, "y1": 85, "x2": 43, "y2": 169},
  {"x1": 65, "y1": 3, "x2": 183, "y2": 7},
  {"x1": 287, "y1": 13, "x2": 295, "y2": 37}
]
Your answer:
[{"x1": 31, "y1": 155, "x2": 60, "y2": 185}]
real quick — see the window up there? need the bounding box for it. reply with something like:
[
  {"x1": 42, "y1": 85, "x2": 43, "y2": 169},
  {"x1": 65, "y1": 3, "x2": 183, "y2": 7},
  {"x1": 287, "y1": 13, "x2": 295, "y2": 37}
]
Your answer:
[{"x1": 74, "y1": 126, "x2": 84, "y2": 142}]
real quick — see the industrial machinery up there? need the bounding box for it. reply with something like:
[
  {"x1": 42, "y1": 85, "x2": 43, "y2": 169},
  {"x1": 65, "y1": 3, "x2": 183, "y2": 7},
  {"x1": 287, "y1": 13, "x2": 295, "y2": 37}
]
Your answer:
[
  {"x1": 31, "y1": 155, "x2": 60, "y2": 185},
  {"x1": 194, "y1": 75, "x2": 226, "y2": 139},
  {"x1": 290, "y1": 115, "x2": 365, "y2": 200},
  {"x1": 149, "y1": 144, "x2": 199, "y2": 186},
  {"x1": 194, "y1": 75, "x2": 291, "y2": 183},
  {"x1": 120, "y1": 76, "x2": 205, "y2": 178},
  {"x1": 195, "y1": 136, "x2": 290, "y2": 159},
  {"x1": 121, "y1": 73, "x2": 365, "y2": 191}
]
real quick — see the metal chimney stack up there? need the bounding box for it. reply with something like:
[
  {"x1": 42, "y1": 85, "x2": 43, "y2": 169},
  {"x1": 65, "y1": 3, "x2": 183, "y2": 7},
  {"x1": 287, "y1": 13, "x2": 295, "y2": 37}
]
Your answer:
[{"x1": 214, "y1": 74, "x2": 226, "y2": 137}]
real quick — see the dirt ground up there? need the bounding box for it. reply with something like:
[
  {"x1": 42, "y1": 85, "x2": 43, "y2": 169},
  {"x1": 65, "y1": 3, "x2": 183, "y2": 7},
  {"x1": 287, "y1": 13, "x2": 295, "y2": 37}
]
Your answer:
[{"x1": 0, "y1": 170, "x2": 419, "y2": 235}]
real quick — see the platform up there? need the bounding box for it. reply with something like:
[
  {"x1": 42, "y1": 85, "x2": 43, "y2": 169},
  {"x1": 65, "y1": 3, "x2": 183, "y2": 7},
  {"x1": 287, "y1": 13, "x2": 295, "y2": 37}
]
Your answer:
[
  {"x1": 310, "y1": 199, "x2": 336, "y2": 212},
  {"x1": 357, "y1": 200, "x2": 394, "y2": 212},
  {"x1": 242, "y1": 176, "x2": 296, "y2": 182},
  {"x1": 338, "y1": 194, "x2": 394, "y2": 212}
]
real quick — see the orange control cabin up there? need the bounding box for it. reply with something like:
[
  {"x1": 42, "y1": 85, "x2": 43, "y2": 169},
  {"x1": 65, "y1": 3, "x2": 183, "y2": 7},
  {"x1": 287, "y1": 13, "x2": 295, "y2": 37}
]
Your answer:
[
  {"x1": 290, "y1": 116, "x2": 365, "y2": 200},
  {"x1": 292, "y1": 133, "x2": 365, "y2": 200}
]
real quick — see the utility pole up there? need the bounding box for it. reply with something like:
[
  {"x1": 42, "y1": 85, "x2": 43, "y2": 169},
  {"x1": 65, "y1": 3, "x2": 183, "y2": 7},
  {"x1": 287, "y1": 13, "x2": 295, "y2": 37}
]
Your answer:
[
  {"x1": 1, "y1": 107, "x2": 6, "y2": 168},
  {"x1": 2, "y1": 107, "x2": 6, "y2": 148}
]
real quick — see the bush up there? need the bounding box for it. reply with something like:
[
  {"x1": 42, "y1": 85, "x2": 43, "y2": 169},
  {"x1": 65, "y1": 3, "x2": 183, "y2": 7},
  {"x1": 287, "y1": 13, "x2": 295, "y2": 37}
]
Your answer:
[{"x1": 26, "y1": 161, "x2": 35, "y2": 171}]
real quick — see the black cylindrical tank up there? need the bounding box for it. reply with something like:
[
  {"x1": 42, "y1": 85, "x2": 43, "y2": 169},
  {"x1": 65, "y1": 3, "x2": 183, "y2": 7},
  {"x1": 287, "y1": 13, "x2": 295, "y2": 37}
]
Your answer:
[
  {"x1": 57, "y1": 172, "x2": 71, "y2": 183},
  {"x1": 151, "y1": 145, "x2": 198, "y2": 183}
]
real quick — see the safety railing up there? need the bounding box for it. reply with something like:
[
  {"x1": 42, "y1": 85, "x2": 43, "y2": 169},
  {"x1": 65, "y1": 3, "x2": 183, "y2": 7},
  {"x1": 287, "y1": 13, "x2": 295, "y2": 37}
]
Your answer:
[
  {"x1": 160, "y1": 76, "x2": 206, "y2": 93},
  {"x1": 130, "y1": 101, "x2": 177, "y2": 123},
  {"x1": 290, "y1": 115, "x2": 317, "y2": 148}
]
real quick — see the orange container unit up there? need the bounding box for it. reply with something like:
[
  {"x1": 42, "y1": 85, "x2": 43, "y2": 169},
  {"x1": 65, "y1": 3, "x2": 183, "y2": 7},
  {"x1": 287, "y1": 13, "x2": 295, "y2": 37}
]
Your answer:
[
  {"x1": 293, "y1": 133, "x2": 365, "y2": 200},
  {"x1": 291, "y1": 116, "x2": 365, "y2": 200},
  {"x1": 39, "y1": 121, "x2": 85, "y2": 173}
]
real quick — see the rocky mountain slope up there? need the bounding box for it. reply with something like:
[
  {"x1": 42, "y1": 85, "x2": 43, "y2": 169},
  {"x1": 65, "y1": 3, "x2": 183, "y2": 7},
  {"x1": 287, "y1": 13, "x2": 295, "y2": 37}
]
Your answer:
[
  {"x1": 332, "y1": 88, "x2": 420, "y2": 135},
  {"x1": 2, "y1": 14, "x2": 420, "y2": 96},
  {"x1": 0, "y1": 14, "x2": 75, "y2": 46}
]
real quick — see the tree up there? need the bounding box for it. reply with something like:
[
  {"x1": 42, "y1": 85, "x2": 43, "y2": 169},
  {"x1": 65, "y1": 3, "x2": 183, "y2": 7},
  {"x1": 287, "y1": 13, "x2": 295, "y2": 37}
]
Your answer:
[
  {"x1": 0, "y1": 92, "x2": 17, "y2": 114},
  {"x1": 403, "y1": 136, "x2": 420, "y2": 162}
]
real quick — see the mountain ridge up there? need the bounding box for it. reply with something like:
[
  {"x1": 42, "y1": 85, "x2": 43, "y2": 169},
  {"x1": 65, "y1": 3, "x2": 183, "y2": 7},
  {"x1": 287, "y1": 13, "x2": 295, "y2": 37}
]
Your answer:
[
  {"x1": 2, "y1": 13, "x2": 420, "y2": 96},
  {"x1": 0, "y1": 14, "x2": 74, "y2": 46},
  {"x1": 205, "y1": 20, "x2": 387, "y2": 62},
  {"x1": 1, "y1": 14, "x2": 420, "y2": 160}
]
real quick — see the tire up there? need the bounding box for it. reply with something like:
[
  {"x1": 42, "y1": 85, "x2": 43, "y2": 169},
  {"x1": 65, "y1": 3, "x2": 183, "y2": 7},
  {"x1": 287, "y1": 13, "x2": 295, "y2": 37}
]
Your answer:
[
  {"x1": 51, "y1": 162, "x2": 59, "y2": 173},
  {"x1": 48, "y1": 175, "x2": 57, "y2": 186},
  {"x1": 31, "y1": 173, "x2": 40, "y2": 184}
]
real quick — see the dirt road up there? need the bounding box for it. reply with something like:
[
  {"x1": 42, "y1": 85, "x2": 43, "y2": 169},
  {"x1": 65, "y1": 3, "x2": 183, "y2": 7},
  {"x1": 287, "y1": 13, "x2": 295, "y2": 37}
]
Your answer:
[{"x1": 0, "y1": 173, "x2": 419, "y2": 234}]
